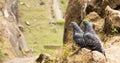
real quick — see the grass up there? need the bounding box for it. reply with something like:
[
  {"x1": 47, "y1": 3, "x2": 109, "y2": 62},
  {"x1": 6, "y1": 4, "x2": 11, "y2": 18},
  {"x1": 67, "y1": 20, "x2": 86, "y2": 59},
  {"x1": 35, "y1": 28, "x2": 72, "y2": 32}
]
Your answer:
[
  {"x1": 18, "y1": 0, "x2": 66, "y2": 55},
  {"x1": 17, "y1": 0, "x2": 120, "y2": 63},
  {"x1": 60, "y1": 0, "x2": 68, "y2": 14}
]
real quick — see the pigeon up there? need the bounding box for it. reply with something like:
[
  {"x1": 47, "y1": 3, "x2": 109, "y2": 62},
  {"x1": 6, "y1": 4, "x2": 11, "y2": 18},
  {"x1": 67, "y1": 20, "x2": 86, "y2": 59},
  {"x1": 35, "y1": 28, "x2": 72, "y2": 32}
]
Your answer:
[
  {"x1": 70, "y1": 22, "x2": 85, "y2": 48},
  {"x1": 82, "y1": 20, "x2": 106, "y2": 56}
]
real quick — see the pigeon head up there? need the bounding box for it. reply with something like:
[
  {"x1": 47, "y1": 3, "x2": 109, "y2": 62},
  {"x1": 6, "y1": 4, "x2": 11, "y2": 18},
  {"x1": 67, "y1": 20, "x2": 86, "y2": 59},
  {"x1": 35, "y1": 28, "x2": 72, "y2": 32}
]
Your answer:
[
  {"x1": 82, "y1": 20, "x2": 95, "y2": 33},
  {"x1": 70, "y1": 22, "x2": 83, "y2": 33},
  {"x1": 82, "y1": 20, "x2": 91, "y2": 27}
]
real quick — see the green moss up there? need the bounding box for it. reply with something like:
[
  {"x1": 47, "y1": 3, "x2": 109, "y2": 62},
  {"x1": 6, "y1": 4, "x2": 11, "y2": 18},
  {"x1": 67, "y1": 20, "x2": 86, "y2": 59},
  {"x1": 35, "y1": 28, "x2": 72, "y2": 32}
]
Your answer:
[{"x1": 57, "y1": 19, "x2": 65, "y2": 24}]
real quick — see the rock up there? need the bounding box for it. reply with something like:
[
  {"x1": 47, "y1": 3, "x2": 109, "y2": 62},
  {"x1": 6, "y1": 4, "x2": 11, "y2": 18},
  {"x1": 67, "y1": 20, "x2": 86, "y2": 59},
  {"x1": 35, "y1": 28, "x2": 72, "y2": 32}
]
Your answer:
[
  {"x1": 0, "y1": 0, "x2": 31, "y2": 61},
  {"x1": 0, "y1": 1, "x2": 3, "y2": 10},
  {"x1": 63, "y1": 48, "x2": 106, "y2": 63},
  {"x1": 52, "y1": 0, "x2": 63, "y2": 20},
  {"x1": 3, "y1": 9, "x2": 9, "y2": 18},
  {"x1": 81, "y1": 48, "x2": 106, "y2": 63},
  {"x1": 18, "y1": 24, "x2": 24, "y2": 32},
  {"x1": 103, "y1": 6, "x2": 120, "y2": 34},
  {"x1": 63, "y1": 0, "x2": 84, "y2": 43},
  {"x1": 20, "y1": 2, "x2": 30, "y2": 8},
  {"x1": 40, "y1": 1, "x2": 45, "y2": 5},
  {"x1": 36, "y1": 53, "x2": 51, "y2": 63},
  {"x1": 86, "y1": 12, "x2": 101, "y2": 22},
  {"x1": 3, "y1": 57, "x2": 37, "y2": 63},
  {"x1": 0, "y1": 17, "x2": 16, "y2": 61},
  {"x1": 92, "y1": 51, "x2": 106, "y2": 63},
  {"x1": 80, "y1": 48, "x2": 93, "y2": 63},
  {"x1": 105, "y1": 45, "x2": 120, "y2": 63},
  {"x1": 63, "y1": 0, "x2": 120, "y2": 43},
  {"x1": 86, "y1": 12, "x2": 104, "y2": 32},
  {"x1": 20, "y1": 2, "x2": 25, "y2": 5},
  {"x1": 0, "y1": 11, "x2": 3, "y2": 16},
  {"x1": 25, "y1": 21, "x2": 30, "y2": 26}
]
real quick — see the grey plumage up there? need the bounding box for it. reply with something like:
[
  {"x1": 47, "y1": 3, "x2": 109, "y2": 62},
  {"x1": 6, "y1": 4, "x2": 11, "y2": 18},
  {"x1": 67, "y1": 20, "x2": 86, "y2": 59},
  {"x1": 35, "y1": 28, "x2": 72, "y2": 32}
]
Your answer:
[
  {"x1": 82, "y1": 20, "x2": 106, "y2": 56},
  {"x1": 70, "y1": 22, "x2": 85, "y2": 48},
  {"x1": 70, "y1": 21, "x2": 105, "y2": 56}
]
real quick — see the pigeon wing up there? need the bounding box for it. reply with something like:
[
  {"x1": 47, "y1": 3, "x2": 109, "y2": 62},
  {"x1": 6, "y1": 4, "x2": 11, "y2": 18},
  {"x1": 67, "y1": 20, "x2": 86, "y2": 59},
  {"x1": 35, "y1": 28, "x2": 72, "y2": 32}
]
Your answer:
[
  {"x1": 73, "y1": 33, "x2": 85, "y2": 47},
  {"x1": 84, "y1": 33, "x2": 102, "y2": 51}
]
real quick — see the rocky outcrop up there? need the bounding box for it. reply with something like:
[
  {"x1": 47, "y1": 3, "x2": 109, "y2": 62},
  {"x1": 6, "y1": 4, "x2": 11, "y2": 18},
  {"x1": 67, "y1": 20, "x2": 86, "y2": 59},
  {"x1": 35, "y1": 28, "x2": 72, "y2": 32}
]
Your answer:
[
  {"x1": 63, "y1": 0, "x2": 120, "y2": 43},
  {"x1": 105, "y1": 45, "x2": 120, "y2": 63},
  {"x1": 52, "y1": 0, "x2": 63, "y2": 20},
  {"x1": 103, "y1": 6, "x2": 120, "y2": 34},
  {"x1": 86, "y1": 12, "x2": 104, "y2": 32},
  {"x1": 36, "y1": 53, "x2": 51, "y2": 63},
  {"x1": 61, "y1": 48, "x2": 106, "y2": 63},
  {"x1": 63, "y1": 0, "x2": 86, "y2": 43},
  {"x1": 0, "y1": 0, "x2": 31, "y2": 61},
  {"x1": 63, "y1": 0, "x2": 120, "y2": 63}
]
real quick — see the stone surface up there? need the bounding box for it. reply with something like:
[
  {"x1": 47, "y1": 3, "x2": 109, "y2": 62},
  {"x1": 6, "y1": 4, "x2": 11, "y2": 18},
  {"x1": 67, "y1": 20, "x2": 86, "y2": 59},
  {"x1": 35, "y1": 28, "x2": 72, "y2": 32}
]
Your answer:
[
  {"x1": 81, "y1": 48, "x2": 106, "y2": 63},
  {"x1": 36, "y1": 53, "x2": 51, "y2": 63},
  {"x1": 0, "y1": 0, "x2": 31, "y2": 61},
  {"x1": 86, "y1": 12, "x2": 104, "y2": 32},
  {"x1": 105, "y1": 45, "x2": 120, "y2": 63},
  {"x1": 0, "y1": 11, "x2": 3, "y2": 16},
  {"x1": 64, "y1": 0, "x2": 120, "y2": 43},
  {"x1": 103, "y1": 6, "x2": 120, "y2": 33},
  {"x1": 3, "y1": 57, "x2": 37, "y2": 63},
  {"x1": 62, "y1": 48, "x2": 106, "y2": 63},
  {"x1": 92, "y1": 51, "x2": 106, "y2": 63},
  {"x1": 25, "y1": 21, "x2": 30, "y2": 26}
]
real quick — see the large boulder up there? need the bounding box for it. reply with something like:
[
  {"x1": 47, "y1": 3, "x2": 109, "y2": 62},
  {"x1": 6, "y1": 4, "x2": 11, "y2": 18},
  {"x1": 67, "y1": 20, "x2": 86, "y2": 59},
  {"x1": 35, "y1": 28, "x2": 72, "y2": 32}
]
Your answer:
[
  {"x1": 0, "y1": 15, "x2": 16, "y2": 61},
  {"x1": 63, "y1": 0, "x2": 93, "y2": 43},
  {"x1": 64, "y1": 0, "x2": 120, "y2": 43},
  {"x1": 36, "y1": 53, "x2": 51, "y2": 63},
  {"x1": 61, "y1": 48, "x2": 106, "y2": 63},
  {"x1": 103, "y1": 6, "x2": 120, "y2": 34},
  {"x1": 0, "y1": 0, "x2": 31, "y2": 61},
  {"x1": 105, "y1": 45, "x2": 120, "y2": 63},
  {"x1": 86, "y1": 12, "x2": 104, "y2": 32}
]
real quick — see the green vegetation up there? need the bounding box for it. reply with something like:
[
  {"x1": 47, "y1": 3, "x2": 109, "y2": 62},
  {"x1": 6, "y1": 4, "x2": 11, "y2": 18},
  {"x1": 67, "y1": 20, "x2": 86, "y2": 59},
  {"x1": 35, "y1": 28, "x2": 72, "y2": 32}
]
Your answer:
[
  {"x1": 18, "y1": 0, "x2": 67, "y2": 55},
  {"x1": 57, "y1": 19, "x2": 65, "y2": 24},
  {"x1": 112, "y1": 28, "x2": 118, "y2": 34}
]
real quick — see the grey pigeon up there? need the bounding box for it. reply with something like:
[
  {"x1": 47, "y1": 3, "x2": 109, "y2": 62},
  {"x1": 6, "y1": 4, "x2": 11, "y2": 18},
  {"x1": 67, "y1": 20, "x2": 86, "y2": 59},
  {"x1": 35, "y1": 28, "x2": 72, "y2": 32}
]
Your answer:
[
  {"x1": 70, "y1": 22, "x2": 85, "y2": 48},
  {"x1": 82, "y1": 20, "x2": 106, "y2": 56}
]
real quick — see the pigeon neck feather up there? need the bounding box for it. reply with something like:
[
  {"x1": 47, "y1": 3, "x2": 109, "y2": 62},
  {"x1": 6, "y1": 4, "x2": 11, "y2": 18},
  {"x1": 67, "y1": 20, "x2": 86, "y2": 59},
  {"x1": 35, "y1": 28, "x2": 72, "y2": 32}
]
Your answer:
[{"x1": 85, "y1": 23, "x2": 95, "y2": 34}]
